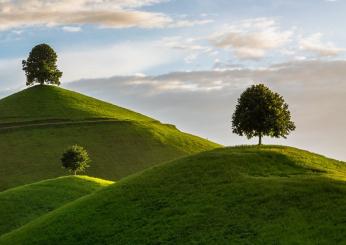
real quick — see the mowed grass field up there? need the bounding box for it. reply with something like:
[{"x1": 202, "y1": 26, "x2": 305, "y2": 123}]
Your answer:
[
  {"x1": 0, "y1": 85, "x2": 219, "y2": 190},
  {"x1": 0, "y1": 176, "x2": 112, "y2": 236},
  {"x1": 2, "y1": 146, "x2": 346, "y2": 244}
]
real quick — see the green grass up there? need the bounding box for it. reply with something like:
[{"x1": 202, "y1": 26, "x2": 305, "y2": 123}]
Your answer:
[
  {"x1": 0, "y1": 85, "x2": 152, "y2": 123},
  {"x1": 2, "y1": 146, "x2": 346, "y2": 244},
  {"x1": 0, "y1": 85, "x2": 219, "y2": 190},
  {"x1": 0, "y1": 175, "x2": 112, "y2": 236}
]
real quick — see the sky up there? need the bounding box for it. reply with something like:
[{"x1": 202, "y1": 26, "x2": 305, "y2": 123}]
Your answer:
[{"x1": 1, "y1": 0, "x2": 346, "y2": 160}]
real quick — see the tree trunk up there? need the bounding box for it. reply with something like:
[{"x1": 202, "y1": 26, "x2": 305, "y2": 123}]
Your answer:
[
  {"x1": 258, "y1": 133, "x2": 262, "y2": 146},
  {"x1": 74, "y1": 170, "x2": 76, "y2": 176}
]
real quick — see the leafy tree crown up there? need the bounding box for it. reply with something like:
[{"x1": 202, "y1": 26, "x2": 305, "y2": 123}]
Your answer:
[
  {"x1": 232, "y1": 84, "x2": 296, "y2": 144},
  {"x1": 22, "y1": 44, "x2": 63, "y2": 86},
  {"x1": 61, "y1": 145, "x2": 91, "y2": 175}
]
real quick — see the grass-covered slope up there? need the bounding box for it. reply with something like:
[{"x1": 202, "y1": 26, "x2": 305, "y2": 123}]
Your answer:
[
  {"x1": 0, "y1": 176, "x2": 112, "y2": 236},
  {"x1": 0, "y1": 85, "x2": 219, "y2": 190},
  {"x1": 0, "y1": 85, "x2": 152, "y2": 122},
  {"x1": 3, "y1": 146, "x2": 346, "y2": 244}
]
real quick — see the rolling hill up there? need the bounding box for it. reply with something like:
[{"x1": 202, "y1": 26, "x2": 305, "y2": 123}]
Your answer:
[
  {"x1": 0, "y1": 85, "x2": 219, "y2": 190},
  {"x1": 0, "y1": 175, "x2": 112, "y2": 236},
  {"x1": 2, "y1": 146, "x2": 346, "y2": 244},
  {"x1": 0, "y1": 85, "x2": 153, "y2": 123}
]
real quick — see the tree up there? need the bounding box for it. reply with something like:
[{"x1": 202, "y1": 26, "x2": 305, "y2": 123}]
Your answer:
[
  {"x1": 22, "y1": 44, "x2": 63, "y2": 86},
  {"x1": 61, "y1": 145, "x2": 91, "y2": 175},
  {"x1": 232, "y1": 84, "x2": 296, "y2": 145}
]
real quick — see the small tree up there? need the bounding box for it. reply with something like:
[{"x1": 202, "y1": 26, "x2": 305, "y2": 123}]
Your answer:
[
  {"x1": 22, "y1": 43, "x2": 63, "y2": 86},
  {"x1": 232, "y1": 84, "x2": 296, "y2": 145},
  {"x1": 61, "y1": 145, "x2": 91, "y2": 175}
]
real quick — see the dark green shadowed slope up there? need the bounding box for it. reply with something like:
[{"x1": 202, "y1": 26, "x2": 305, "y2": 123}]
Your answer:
[
  {"x1": 0, "y1": 85, "x2": 219, "y2": 190},
  {"x1": 0, "y1": 176, "x2": 112, "y2": 236},
  {"x1": 2, "y1": 146, "x2": 346, "y2": 244}
]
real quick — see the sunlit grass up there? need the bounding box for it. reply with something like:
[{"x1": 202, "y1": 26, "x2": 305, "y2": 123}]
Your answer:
[
  {"x1": 75, "y1": 175, "x2": 114, "y2": 186},
  {"x1": 2, "y1": 146, "x2": 346, "y2": 244},
  {"x1": 0, "y1": 176, "x2": 112, "y2": 236},
  {"x1": 0, "y1": 85, "x2": 153, "y2": 123}
]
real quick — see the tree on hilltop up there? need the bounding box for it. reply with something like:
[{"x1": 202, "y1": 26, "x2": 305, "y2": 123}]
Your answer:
[
  {"x1": 61, "y1": 145, "x2": 91, "y2": 175},
  {"x1": 22, "y1": 44, "x2": 63, "y2": 86},
  {"x1": 232, "y1": 84, "x2": 296, "y2": 145}
]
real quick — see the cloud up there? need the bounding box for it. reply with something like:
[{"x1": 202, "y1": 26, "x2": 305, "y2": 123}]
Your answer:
[
  {"x1": 62, "y1": 26, "x2": 82, "y2": 32},
  {"x1": 161, "y1": 37, "x2": 210, "y2": 52},
  {"x1": 0, "y1": 0, "x2": 214, "y2": 31},
  {"x1": 159, "y1": 36, "x2": 216, "y2": 64},
  {"x1": 169, "y1": 19, "x2": 214, "y2": 28},
  {"x1": 0, "y1": 0, "x2": 172, "y2": 30},
  {"x1": 62, "y1": 60, "x2": 346, "y2": 161},
  {"x1": 299, "y1": 33, "x2": 344, "y2": 57},
  {"x1": 210, "y1": 18, "x2": 293, "y2": 60},
  {"x1": 124, "y1": 73, "x2": 228, "y2": 92},
  {"x1": 58, "y1": 41, "x2": 178, "y2": 82}
]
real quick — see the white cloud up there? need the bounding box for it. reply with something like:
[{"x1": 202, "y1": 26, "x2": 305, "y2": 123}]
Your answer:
[
  {"x1": 160, "y1": 36, "x2": 215, "y2": 64},
  {"x1": 0, "y1": 0, "x2": 214, "y2": 31},
  {"x1": 161, "y1": 36, "x2": 210, "y2": 51},
  {"x1": 62, "y1": 26, "x2": 82, "y2": 32},
  {"x1": 87, "y1": 60, "x2": 346, "y2": 93},
  {"x1": 299, "y1": 33, "x2": 344, "y2": 57},
  {"x1": 59, "y1": 41, "x2": 178, "y2": 81},
  {"x1": 170, "y1": 19, "x2": 214, "y2": 28},
  {"x1": 211, "y1": 18, "x2": 293, "y2": 60},
  {"x1": 0, "y1": 0, "x2": 172, "y2": 30},
  {"x1": 124, "y1": 75, "x2": 228, "y2": 92}
]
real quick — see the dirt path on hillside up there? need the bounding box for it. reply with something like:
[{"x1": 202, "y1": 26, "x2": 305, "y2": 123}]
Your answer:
[{"x1": 0, "y1": 119, "x2": 124, "y2": 131}]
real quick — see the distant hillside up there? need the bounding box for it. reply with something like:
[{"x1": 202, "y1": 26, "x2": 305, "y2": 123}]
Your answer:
[
  {"x1": 0, "y1": 176, "x2": 112, "y2": 236},
  {"x1": 0, "y1": 85, "x2": 219, "y2": 190},
  {"x1": 2, "y1": 146, "x2": 346, "y2": 244}
]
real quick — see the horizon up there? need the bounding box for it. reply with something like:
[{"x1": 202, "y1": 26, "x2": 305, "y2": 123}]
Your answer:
[{"x1": 1, "y1": 0, "x2": 346, "y2": 161}]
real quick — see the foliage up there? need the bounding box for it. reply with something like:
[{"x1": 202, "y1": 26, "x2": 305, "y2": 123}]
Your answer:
[
  {"x1": 22, "y1": 44, "x2": 63, "y2": 86},
  {"x1": 2, "y1": 146, "x2": 346, "y2": 244},
  {"x1": 232, "y1": 84, "x2": 296, "y2": 145},
  {"x1": 61, "y1": 145, "x2": 91, "y2": 175}
]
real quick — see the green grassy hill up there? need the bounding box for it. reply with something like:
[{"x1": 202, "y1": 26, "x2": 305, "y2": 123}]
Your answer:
[
  {"x1": 0, "y1": 85, "x2": 219, "y2": 190},
  {"x1": 2, "y1": 146, "x2": 346, "y2": 244},
  {"x1": 0, "y1": 85, "x2": 152, "y2": 123},
  {"x1": 0, "y1": 176, "x2": 112, "y2": 236}
]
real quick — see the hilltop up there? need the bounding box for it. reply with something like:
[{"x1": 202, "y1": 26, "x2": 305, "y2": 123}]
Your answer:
[
  {"x1": 0, "y1": 85, "x2": 219, "y2": 190},
  {"x1": 2, "y1": 146, "x2": 346, "y2": 244},
  {"x1": 0, "y1": 85, "x2": 152, "y2": 123}
]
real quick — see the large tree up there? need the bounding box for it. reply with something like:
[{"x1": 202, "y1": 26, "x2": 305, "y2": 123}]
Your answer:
[
  {"x1": 61, "y1": 145, "x2": 91, "y2": 176},
  {"x1": 232, "y1": 84, "x2": 296, "y2": 145},
  {"x1": 22, "y1": 44, "x2": 63, "y2": 86}
]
